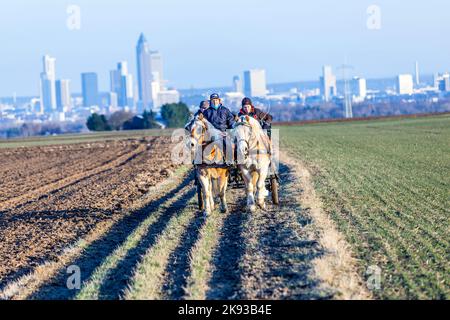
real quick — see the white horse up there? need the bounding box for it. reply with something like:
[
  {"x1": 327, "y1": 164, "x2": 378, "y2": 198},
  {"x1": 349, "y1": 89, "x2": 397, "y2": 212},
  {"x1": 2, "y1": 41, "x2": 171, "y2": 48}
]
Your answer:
[
  {"x1": 233, "y1": 115, "x2": 272, "y2": 212},
  {"x1": 188, "y1": 113, "x2": 230, "y2": 217}
]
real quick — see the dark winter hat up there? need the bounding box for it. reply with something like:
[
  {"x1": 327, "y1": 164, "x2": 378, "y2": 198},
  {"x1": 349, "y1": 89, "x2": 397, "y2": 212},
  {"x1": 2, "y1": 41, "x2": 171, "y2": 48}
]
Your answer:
[
  {"x1": 242, "y1": 97, "x2": 253, "y2": 106},
  {"x1": 199, "y1": 100, "x2": 210, "y2": 109},
  {"x1": 210, "y1": 93, "x2": 220, "y2": 100}
]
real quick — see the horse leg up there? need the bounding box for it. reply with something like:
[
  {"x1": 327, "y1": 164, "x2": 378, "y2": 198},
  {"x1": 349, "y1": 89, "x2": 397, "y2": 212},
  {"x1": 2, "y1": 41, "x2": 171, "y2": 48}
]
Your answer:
[
  {"x1": 241, "y1": 167, "x2": 256, "y2": 213},
  {"x1": 251, "y1": 171, "x2": 258, "y2": 196},
  {"x1": 209, "y1": 176, "x2": 215, "y2": 211},
  {"x1": 256, "y1": 166, "x2": 269, "y2": 209},
  {"x1": 198, "y1": 171, "x2": 211, "y2": 216},
  {"x1": 219, "y1": 170, "x2": 229, "y2": 213}
]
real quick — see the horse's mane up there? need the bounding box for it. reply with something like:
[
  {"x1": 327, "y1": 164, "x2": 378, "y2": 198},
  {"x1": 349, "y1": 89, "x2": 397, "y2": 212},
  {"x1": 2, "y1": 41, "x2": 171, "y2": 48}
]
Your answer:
[
  {"x1": 234, "y1": 115, "x2": 271, "y2": 155},
  {"x1": 192, "y1": 113, "x2": 223, "y2": 138},
  {"x1": 235, "y1": 115, "x2": 262, "y2": 132}
]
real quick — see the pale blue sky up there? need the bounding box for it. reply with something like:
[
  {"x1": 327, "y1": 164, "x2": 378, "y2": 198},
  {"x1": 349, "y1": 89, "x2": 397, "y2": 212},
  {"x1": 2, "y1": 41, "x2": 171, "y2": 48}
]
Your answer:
[{"x1": 1, "y1": 0, "x2": 449, "y2": 96}]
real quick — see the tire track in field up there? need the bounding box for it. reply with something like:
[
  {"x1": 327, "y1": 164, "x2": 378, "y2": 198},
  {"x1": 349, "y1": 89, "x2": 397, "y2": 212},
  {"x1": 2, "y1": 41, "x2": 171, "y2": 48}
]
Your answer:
[
  {"x1": 1, "y1": 156, "x2": 367, "y2": 300},
  {"x1": 204, "y1": 202, "x2": 249, "y2": 300},
  {"x1": 234, "y1": 164, "x2": 332, "y2": 300},
  {"x1": 160, "y1": 211, "x2": 206, "y2": 300},
  {"x1": 146, "y1": 163, "x2": 334, "y2": 300},
  {"x1": 174, "y1": 163, "x2": 336, "y2": 300}
]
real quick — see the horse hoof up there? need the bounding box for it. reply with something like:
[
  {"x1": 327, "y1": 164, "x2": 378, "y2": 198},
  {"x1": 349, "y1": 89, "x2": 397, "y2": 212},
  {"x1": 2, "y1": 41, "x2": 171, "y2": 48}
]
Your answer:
[
  {"x1": 258, "y1": 202, "x2": 266, "y2": 210},
  {"x1": 220, "y1": 205, "x2": 228, "y2": 214},
  {"x1": 202, "y1": 211, "x2": 209, "y2": 219},
  {"x1": 249, "y1": 205, "x2": 257, "y2": 213}
]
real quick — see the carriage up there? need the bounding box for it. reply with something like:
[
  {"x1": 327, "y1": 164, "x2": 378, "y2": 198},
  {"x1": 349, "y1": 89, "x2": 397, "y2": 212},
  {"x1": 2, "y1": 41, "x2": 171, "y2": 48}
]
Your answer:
[{"x1": 190, "y1": 113, "x2": 279, "y2": 213}]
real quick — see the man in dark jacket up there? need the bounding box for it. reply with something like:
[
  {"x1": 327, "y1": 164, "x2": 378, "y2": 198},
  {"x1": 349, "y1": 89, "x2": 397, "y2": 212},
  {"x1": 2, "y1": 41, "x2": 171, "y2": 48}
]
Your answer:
[
  {"x1": 202, "y1": 93, "x2": 235, "y2": 165},
  {"x1": 202, "y1": 93, "x2": 236, "y2": 132},
  {"x1": 238, "y1": 97, "x2": 273, "y2": 134}
]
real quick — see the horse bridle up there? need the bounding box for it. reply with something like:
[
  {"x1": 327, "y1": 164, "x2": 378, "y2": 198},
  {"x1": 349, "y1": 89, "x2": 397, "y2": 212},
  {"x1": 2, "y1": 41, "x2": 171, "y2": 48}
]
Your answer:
[
  {"x1": 234, "y1": 121, "x2": 255, "y2": 160},
  {"x1": 192, "y1": 118, "x2": 208, "y2": 146}
]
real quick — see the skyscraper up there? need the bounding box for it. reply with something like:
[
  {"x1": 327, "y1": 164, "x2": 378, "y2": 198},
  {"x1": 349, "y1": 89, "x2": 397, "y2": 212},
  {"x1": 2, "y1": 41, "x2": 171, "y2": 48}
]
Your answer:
[
  {"x1": 436, "y1": 73, "x2": 450, "y2": 92},
  {"x1": 55, "y1": 79, "x2": 71, "y2": 112},
  {"x1": 111, "y1": 62, "x2": 134, "y2": 109},
  {"x1": 233, "y1": 75, "x2": 243, "y2": 93},
  {"x1": 150, "y1": 51, "x2": 164, "y2": 88},
  {"x1": 351, "y1": 77, "x2": 367, "y2": 101},
  {"x1": 320, "y1": 65, "x2": 337, "y2": 102},
  {"x1": 397, "y1": 74, "x2": 414, "y2": 95},
  {"x1": 39, "y1": 55, "x2": 57, "y2": 114},
  {"x1": 136, "y1": 33, "x2": 153, "y2": 110},
  {"x1": 81, "y1": 73, "x2": 99, "y2": 107},
  {"x1": 244, "y1": 69, "x2": 267, "y2": 97}
]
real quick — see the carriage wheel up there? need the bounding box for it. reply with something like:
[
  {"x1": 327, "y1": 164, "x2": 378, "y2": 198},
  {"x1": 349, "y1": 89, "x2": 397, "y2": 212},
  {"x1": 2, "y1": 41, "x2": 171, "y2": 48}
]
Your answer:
[
  {"x1": 197, "y1": 183, "x2": 204, "y2": 211},
  {"x1": 270, "y1": 177, "x2": 279, "y2": 205}
]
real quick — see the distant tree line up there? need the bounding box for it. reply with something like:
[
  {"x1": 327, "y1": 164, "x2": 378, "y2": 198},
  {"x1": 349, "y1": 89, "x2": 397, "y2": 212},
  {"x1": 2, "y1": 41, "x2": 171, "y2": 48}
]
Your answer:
[
  {"x1": 86, "y1": 102, "x2": 191, "y2": 132},
  {"x1": 0, "y1": 122, "x2": 86, "y2": 139},
  {"x1": 270, "y1": 99, "x2": 450, "y2": 122}
]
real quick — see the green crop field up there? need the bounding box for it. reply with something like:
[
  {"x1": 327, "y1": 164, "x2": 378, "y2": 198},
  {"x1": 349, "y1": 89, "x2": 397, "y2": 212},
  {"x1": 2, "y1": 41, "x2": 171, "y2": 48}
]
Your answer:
[{"x1": 279, "y1": 115, "x2": 450, "y2": 299}]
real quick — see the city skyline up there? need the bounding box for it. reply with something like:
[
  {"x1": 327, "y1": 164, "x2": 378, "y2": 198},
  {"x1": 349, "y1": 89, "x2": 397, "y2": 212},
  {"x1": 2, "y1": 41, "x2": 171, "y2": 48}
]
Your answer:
[
  {"x1": 3, "y1": 53, "x2": 442, "y2": 101},
  {"x1": 1, "y1": 0, "x2": 450, "y2": 96}
]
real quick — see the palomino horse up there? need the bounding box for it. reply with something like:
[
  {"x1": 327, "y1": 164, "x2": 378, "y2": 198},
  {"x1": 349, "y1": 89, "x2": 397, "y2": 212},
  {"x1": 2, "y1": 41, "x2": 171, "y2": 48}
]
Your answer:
[
  {"x1": 189, "y1": 113, "x2": 230, "y2": 217},
  {"x1": 233, "y1": 115, "x2": 272, "y2": 212}
]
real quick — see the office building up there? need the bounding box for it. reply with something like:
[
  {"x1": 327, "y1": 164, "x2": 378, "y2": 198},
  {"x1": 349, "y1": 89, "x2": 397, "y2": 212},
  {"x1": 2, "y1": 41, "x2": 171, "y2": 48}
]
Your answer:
[
  {"x1": 136, "y1": 33, "x2": 153, "y2": 110},
  {"x1": 233, "y1": 75, "x2": 243, "y2": 93},
  {"x1": 436, "y1": 73, "x2": 450, "y2": 92},
  {"x1": 55, "y1": 79, "x2": 71, "y2": 112},
  {"x1": 320, "y1": 65, "x2": 337, "y2": 102},
  {"x1": 351, "y1": 77, "x2": 367, "y2": 101},
  {"x1": 81, "y1": 73, "x2": 99, "y2": 107},
  {"x1": 397, "y1": 74, "x2": 414, "y2": 95},
  {"x1": 39, "y1": 55, "x2": 57, "y2": 114},
  {"x1": 150, "y1": 51, "x2": 164, "y2": 89},
  {"x1": 110, "y1": 61, "x2": 134, "y2": 108},
  {"x1": 244, "y1": 69, "x2": 267, "y2": 97}
]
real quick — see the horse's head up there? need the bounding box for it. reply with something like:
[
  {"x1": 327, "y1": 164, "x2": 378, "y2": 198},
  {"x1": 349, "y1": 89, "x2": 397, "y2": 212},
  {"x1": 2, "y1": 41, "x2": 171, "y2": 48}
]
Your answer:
[
  {"x1": 190, "y1": 113, "x2": 207, "y2": 148},
  {"x1": 233, "y1": 115, "x2": 255, "y2": 164}
]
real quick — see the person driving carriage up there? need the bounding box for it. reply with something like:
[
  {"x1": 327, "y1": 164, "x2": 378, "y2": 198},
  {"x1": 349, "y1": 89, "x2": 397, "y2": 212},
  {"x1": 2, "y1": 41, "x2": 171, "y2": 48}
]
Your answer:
[
  {"x1": 238, "y1": 97, "x2": 273, "y2": 138},
  {"x1": 201, "y1": 93, "x2": 235, "y2": 164},
  {"x1": 202, "y1": 93, "x2": 236, "y2": 133}
]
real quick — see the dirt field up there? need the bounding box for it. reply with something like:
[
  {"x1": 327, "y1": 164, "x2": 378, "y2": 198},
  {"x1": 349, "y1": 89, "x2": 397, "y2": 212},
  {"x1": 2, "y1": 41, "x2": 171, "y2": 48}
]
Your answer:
[
  {"x1": 0, "y1": 134, "x2": 365, "y2": 300},
  {"x1": 0, "y1": 137, "x2": 180, "y2": 294}
]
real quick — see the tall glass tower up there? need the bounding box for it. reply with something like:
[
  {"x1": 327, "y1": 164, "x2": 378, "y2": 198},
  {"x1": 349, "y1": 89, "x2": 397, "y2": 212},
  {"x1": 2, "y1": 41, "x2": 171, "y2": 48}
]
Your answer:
[
  {"x1": 136, "y1": 33, "x2": 153, "y2": 110},
  {"x1": 39, "y1": 55, "x2": 57, "y2": 114},
  {"x1": 81, "y1": 73, "x2": 99, "y2": 107}
]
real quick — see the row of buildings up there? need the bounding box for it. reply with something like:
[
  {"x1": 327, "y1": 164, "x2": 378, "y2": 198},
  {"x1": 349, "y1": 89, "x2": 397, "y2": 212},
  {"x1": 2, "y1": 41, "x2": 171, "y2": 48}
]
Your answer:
[
  {"x1": 320, "y1": 62, "x2": 450, "y2": 100},
  {"x1": 206, "y1": 62, "x2": 450, "y2": 119},
  {"x1": 38, "y1": 33, "x2": 180, "y2": 120}
]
